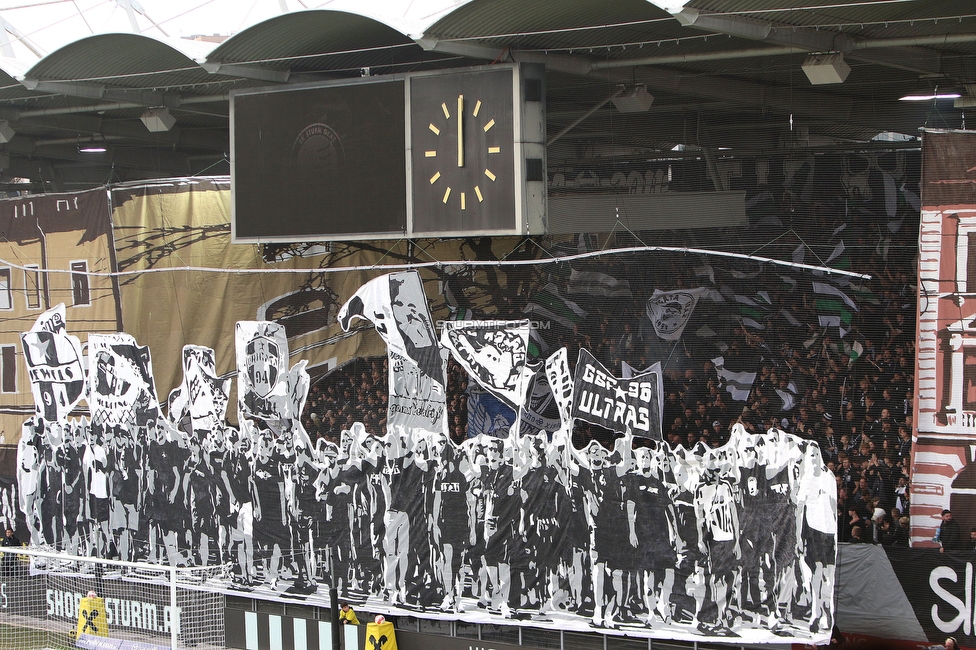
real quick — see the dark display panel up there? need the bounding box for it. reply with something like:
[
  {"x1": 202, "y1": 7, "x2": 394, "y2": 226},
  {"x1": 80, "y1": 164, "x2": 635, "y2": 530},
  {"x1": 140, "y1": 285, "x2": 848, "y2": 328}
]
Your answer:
[{"x1": 233, "y1": 80, "x2": 407, "y2": 240}]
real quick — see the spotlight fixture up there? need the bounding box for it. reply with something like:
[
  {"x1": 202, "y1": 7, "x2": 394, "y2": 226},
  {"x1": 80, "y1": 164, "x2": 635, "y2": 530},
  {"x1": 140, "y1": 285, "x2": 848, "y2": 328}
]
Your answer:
[
  {"x1": 611, "y1": 86, "x2": 654, "y2": 113},
  {"x1": 0, "y1": 120, "x2": 14, "y2": 143},
  {"x1": 140, "y1": 107, "x2": 176, "y2": 132},
  {"x1": 78, "y1": 139, "x2": 107, "y2": 153},
  {"x1": 801, "y1": 53, "x2": 851, "y2": 85}
]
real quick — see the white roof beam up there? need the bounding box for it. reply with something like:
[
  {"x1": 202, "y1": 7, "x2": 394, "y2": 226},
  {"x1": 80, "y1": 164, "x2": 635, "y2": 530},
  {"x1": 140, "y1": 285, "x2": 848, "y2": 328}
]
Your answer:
[{"x1": 672, "y1": 8, "x2": 942, "y2": 77}]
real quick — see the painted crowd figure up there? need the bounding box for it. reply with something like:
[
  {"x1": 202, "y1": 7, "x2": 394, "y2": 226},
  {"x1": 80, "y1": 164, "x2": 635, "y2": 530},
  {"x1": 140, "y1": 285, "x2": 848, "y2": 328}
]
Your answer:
[{"x1": 19, "y1": 405, "x2": 836, "y2": 637}]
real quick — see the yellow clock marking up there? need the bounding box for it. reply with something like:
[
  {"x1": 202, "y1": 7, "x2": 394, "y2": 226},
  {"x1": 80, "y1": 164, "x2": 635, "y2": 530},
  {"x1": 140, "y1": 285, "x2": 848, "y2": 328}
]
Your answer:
[
  {"x1": 485, "y1": 168, "x2": 496, "y2": 181},
  {"x1": 441, "y1": 103, "x2": 450, "y2": 119},
  {"x1": 488, "y1": 146, "x2": 500, "y2": 154},
  {"x1": 425, "y1": 150, "x2": 437, "y2": 157},
  {"x1": 475, "y1": 186, "x2": 483, "y2": 202},
  {"x1": 473, "y1": 100, "x2": 482, "y2": 117},
  {"x1": 461, "y1": 192, "x2": 466, "y2": 210},
  {"x1": 483, "y1": 119, "x2": 495, "y2": 133},
  {"x1": 429, "y1": 123, "x2": 440, "y2": 135},
  {"x1": 442, "y1": 187, "x2": 452, "y2": 203},
  {"x1": 430, "y1": 171, "x2": 441, "y2": 184}
]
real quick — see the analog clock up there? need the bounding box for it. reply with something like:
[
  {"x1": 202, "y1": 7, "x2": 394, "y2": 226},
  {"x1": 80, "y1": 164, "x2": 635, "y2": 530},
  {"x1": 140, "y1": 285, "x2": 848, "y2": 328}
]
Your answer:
[{"x1": 411, "y1": 69, "x2": 516, "y2": 235}]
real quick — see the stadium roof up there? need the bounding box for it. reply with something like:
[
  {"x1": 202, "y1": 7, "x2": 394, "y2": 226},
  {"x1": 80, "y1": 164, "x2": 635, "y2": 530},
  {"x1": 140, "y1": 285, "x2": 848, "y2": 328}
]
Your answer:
[{"x1": 0, "y1": 0, "x2": 971, "y2": 191}]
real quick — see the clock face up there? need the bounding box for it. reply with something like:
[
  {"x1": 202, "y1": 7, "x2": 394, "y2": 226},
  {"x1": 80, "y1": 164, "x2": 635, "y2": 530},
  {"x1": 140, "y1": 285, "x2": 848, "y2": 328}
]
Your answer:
[{"x1": 410, "y1": 69, "x2": 517, "y2": 235}]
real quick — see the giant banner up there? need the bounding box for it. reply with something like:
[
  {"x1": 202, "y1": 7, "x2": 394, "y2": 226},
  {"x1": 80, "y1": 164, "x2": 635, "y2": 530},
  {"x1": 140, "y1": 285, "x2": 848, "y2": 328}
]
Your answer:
[
  {"x1": 913, "y1": 129, "x2": 976, "y2": 544},
  {"x1": 13, "y1": 273, "x2": 837, "y2": 645}
]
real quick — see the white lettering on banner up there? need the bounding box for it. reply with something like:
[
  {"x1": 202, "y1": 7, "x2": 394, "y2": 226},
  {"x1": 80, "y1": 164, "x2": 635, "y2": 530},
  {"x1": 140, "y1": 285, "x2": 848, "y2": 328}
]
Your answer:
[
  {"x1": 576, "y1": 387, "x2": 651, "y2": 432},
  {"x1": 45, "y1": 589, "x2": 177, "y2": 633},
  {"x1": 930, "y1": 564, "x2": 973, "y2": 635},
  {"x1": 28, "y1": 365, "x2": 81, "y2": 382},
  {"x1": 436, "y1": 320, "x2": 550, "y2": 331}
]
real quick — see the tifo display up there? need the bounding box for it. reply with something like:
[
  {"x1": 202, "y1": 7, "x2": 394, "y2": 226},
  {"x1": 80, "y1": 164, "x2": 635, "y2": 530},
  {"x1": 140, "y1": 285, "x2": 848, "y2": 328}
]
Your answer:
[{"x1": 14, "y1": 270, "x2": 836, "y2": 645}]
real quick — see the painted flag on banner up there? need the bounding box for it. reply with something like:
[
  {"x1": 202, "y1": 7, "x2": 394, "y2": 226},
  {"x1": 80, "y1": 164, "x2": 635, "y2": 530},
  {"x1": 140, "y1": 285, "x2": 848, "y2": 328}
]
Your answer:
[
  {"x1": 87, "y1": 332, "x2": 160, "y2": 426},
  {"x1": 235, "y1": 321, "x2": 292, "y2": 421},
  {"x1": 712, "y1": 355, "x2": 757, "y2": 402},
  {"x1": 567, "y1": 269, "x2": 633, "y2": 298},
  {"x1": 466, "y1": 382, "x2": 516, "y2": 438},
  {"x1": 441, "y1": 320, "x2": 531, "y2": 408},
  {"x1": 518, "y1": 365, "x2": 563, "y2": 437},
  {"x1": 338, "y1": 271, "x2": 447, "y2": 432},
  {"x1": 544, "y1": 347, "x2": 574, "y2": 428},
  {"x1": 523, "y1": 283, "x2": 588, "y2": 330},
  {"x1": 572, "y1": 349, "x2": 661, "y2": 439},
  {"x1": 337, "y1": 270, "x2": 443, "y2": 384},
  {"x1": 646, "y1": 288, "x2": 705, "y2": 341},
  {"x1": 167, "y1": 345, "x2": 229, "y2": 437},
  {"x1": 20, "y1": 304, "x2": 86, "y2": 423}
]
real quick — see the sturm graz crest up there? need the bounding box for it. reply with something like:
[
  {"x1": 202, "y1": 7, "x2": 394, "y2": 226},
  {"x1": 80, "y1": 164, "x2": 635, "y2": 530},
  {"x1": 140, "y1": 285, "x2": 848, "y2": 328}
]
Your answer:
[
  {"x1": 649, "y1": 291, "x2": 696, "y2": 334},
  {"x1": 246, "y1": 336, "x2": 281, "y2": 397}
]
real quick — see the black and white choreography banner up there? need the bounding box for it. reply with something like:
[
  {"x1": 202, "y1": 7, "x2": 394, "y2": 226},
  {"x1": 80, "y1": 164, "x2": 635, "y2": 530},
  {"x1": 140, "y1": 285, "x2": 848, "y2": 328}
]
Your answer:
[{"x1": 14, "y1": 274, "x2": 837, "y2": 646}]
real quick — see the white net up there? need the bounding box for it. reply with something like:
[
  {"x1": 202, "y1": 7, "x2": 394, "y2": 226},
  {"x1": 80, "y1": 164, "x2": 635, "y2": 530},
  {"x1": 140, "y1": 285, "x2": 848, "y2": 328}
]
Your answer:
[{"x1": 0, "y1": 548, "x2": 224, "y2": 649}]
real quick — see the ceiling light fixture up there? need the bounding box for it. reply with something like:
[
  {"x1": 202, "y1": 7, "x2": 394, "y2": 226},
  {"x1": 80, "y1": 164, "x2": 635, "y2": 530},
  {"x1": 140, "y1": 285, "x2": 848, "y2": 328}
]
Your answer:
[
  {"x1": 78, "y1": 139, "x2": 107, "y2": 153},
  {"x1": 900, "y1": 92, "x2": 962, "y2": 101},
  {"x1": 611, "y1": 86, "x2": 654, "y2": 113},
  {"x1": 801, "y1": 53, "x2": 851, "y2": 85},
  {"x1": 645, "y1": 0, "x2": 692, "y2": 13},
  {"x1": 140, "y1": 107, "x2": 176, "y2": 132}
]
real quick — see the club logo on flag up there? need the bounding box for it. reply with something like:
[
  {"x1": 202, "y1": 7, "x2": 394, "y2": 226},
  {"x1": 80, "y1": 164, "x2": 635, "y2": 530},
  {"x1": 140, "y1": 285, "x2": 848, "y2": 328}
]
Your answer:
[
  {"x1": 245, "y1": 336, "x2": 281, "y2": 398},
  {"x1": 646, "y1": 288, "x2": 705, "y2": 341},
  {"x1": 21, "y1": 304, "x2": 86, "y2": 422}
]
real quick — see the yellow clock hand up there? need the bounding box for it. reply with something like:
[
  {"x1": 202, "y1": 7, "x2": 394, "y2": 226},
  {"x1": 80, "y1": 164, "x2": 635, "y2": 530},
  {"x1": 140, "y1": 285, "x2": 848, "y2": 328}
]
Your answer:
[{"x1": 457, "y1": 94, "x2": 464, "y2": 168}]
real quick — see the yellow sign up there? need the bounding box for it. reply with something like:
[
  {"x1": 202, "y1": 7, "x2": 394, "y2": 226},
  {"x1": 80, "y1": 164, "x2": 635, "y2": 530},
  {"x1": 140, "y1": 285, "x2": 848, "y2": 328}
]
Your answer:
[
  {"x1": 76, "y1": 594, "x2": 109, "y2": 639},
  {"x1": 365, "y1": 620, "x2": 397, "y2": 650}
]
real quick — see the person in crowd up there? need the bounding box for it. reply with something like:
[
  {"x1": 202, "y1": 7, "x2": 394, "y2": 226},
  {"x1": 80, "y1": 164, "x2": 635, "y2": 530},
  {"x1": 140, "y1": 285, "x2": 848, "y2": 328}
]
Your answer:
[
  {"x1": 339, "y1": 602, "x2": 360, "y2": 625},
  {"x1": 939, "y1": 509, "x2": 965, "y2": 553}
]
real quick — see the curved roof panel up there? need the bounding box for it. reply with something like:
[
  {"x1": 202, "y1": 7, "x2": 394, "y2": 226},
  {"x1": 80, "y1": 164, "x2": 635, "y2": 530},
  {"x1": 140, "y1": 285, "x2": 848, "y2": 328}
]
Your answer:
[
  {"x1": 423, "y1": 0, "x2": 674, "y2": 50},
  {"x1": 207, "y1": 9, "x2": 468, "y2": 77},
  {"x1": 24, "y1": 33, "x2": 218, "y2": 90}
]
